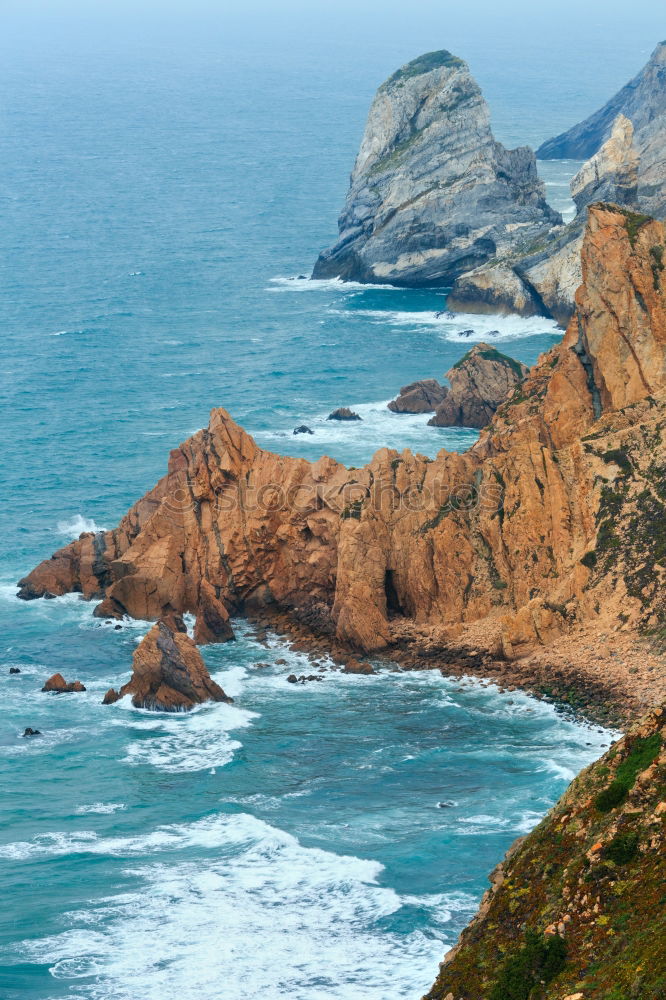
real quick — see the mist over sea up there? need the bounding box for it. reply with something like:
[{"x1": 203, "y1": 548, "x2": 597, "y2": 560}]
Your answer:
[{"x1": 0, "y1": 5, "x2": 657, "y2": 997}]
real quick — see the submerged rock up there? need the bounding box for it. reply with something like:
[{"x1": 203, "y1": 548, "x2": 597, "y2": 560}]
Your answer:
[
  {"x1": 105, "y1": 620, "x2": 232, "y2": 712},
  {"x1": 9, "y1": 667, "x2": 21, "y2": 675},
  {"x1": 387, "y1": 379, "x2": 448, "y2": 414},
  {"x1": 22, "y1": 727, "x2": 41, "y2": 737},
  {"x1": 293, "y1": 425, "x2": 314, "y2": 435},
  {"x1": 313, "y1": 50, "x2": 560, "y2": 287},
  {"x1": 42, "y1": 673, "x2": 86, "y2": 693},
  {"x1": 428, "y1": 343, "x2": 527, "y2": 428},
  {"x1": 327, "y1": 407, "x2": 362, "y2": 421}
]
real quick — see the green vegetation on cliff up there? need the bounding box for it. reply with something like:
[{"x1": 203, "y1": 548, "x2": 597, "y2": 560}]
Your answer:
[
  {"x1": 383, "y1": 50, "x2": 464, "y2": 89},
  {"x1": 425, "y1": 706, "x2": 666, "y2": 1000}
]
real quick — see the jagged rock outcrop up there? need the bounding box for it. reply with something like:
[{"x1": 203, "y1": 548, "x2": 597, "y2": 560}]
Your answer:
[
  {"x1": 427, "y1": 344, "x2": 527, "y2": 428},
  {"x1": 537, "y1": 41, "x2": 666, "y2": 160},
  {"x1": 313, "y1": 50, "x2": 560, "y2": 287},
  {"x1": 466, "y1": 43, "x2": 666, "y2": 326},
  {"x1": 327, "y1": 407, "x2": 361, "y2": 421},
  {"x1": 449, "y1": 116, "x2": 645, "y2": 325},
  {"x1": 425, "y1": 704, "x2": 666, "y2": 999},
  {"x1": 42, "y1": 673, "x2": 86, "y2": 693},
  {"x1": 387, "y1": 379, "x2": 448, "y2": 414},
  {"x1": 103, "y1": 620, "x2": 232, "y2": 711},
  {"x1": 569, "y1": 115, "x2": 639, "y2": 211},
  {"x1": 17, "y1": 206, "x2": 666, "y2": 662}
]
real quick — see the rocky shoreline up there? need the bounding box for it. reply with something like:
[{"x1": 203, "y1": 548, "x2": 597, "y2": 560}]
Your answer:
[{"x1": 244, "y1": 605, "x2": 665, "y2": 729}]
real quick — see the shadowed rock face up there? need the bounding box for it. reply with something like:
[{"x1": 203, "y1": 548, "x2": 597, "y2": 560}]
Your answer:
[
  {"x1": 427, "y1": 344, "x2": 528, "y2": 429},
  {"x1": 18, "y1": 207, "x2": 666, "y2": 660},
  {"x1": 449, "y1": 115, "x2": 647, "y2": 326},
  {"x1": 469, "y1": 43, "x2": 665, "y2": 327},
  {"x1": 537, "y1": 41, "x2": 666, "y2": 160},
  {"x1": 387, "y1": 379, "x2": 449, "y2": 414},
  {"x1": 105, "y1": 620, "x2": 232, "y2": 711},
  {"x1": 313, "y1": 50, "x2": 560, "y2": 288}
]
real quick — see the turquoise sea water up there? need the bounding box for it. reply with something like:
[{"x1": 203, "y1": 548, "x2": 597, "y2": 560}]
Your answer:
[{"x1": 1, "y1": 7, "x2": 658, "y2": 998}]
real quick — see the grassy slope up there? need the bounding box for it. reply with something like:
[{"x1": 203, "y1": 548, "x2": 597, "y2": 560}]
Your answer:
[{"x1": 425, "y1": 706, "x2": 666, "y2": 1000}]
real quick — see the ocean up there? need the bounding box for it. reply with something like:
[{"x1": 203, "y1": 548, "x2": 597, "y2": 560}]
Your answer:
[{"x1": 1, "y1": 6, "x2": 658, "y2": 998}]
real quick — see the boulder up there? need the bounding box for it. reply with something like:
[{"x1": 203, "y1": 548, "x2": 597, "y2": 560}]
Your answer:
[
  {"x1": 293, "y1": 425, "x2": 314, "y2": 435},
  {"x1": 42, "y1": 673, "x2": 86, "y2": 693},
  {"x1": 343, "y1": 659, "x2": 376, "y2": 675},
  {"x1": 102, "y1": 688, "x2": 121, "y2": 705},
  {"x1": 388, "y1": 379, "x2": 449, "y2": 414},
  {"x1": 22, "y1": 728, "x2": 41, "y2": 737},
  {"x1": 110, "y1": 620, "x2": 232, "y2": 712},
  {"x1": 327, "y1": 408, "x2": 362, "y2": 421},
  {"x1": 9, "y1": 667, "x2": 20, "y2": 675},
  {"x1": 428, "y1": 343, "x2": 527, "y2": 428}
]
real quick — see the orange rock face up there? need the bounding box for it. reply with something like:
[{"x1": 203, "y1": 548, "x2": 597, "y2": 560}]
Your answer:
[
  {"x1": 428, "y1": 343, "x2": 528, "y2": 428},
  {"x1": 42, "y1": 673, "x2": 86, "y2": 693},
  {"x1": 105, "y1": 620, "x2": 233, "y2": 712},
  {"x1": 18, "y1": 206, "x2": 666, "y2": 660}
]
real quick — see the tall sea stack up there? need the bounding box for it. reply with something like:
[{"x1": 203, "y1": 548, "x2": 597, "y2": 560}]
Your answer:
[{"x1": 313, "y1": 50, "x2": 561, "y2": 287}]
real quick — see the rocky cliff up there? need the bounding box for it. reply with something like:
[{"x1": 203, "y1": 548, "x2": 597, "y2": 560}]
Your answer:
[
  {"x1": 18, "y1": 207, "x2": 666, "y2": 696},
  {"x1": 537, "y1": 41, "x2": 666, "y2": 161},
  {"x1": 465, "y1": 43, "x2": 666, "y2": 327},
  {"x1": 427, "y1": 343, "x2": 527, "y2": 429},
  {"x1": 312, "y1": 50, "x2": 560, "y2": 287},
  {"x1": 448, "y1": 115, "x2": 645, "y2": 325},
  {"x1": 425, "y1": 704, "x2": 666, "y2": 1000}
]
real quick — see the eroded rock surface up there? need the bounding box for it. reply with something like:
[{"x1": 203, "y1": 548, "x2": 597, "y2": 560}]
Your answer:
[
  {"x1": 18, "y1": 207, "x2": 666, "y2": 666},
  {"x1": 388, "y1": 379, "x2": 449, "y2": 413},
  {"x1": 42, "y1": 673, "x2": 86, "y2": 693},
  {"x1": 313, "y1": 50, "x2": 560, "y2": 287},
  {"x1": 104, "y1": 620, "x2": 232, "y2": 712},
  {"x1": 327, "y1": 408, "x2": 361, "y2": 421},
  {"x1": 427, "y1": 344, "x2": 527, "y2": 428},
  {"x1": 537, "y1": 41, "x2": 666, "y2": 160},
  {"x1": 449, "y1": 115, "x2": 647, "y2": 325}
]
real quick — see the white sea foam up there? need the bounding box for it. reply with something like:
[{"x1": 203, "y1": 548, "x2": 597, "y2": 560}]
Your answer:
[
  {"x1": 346, "y1": 308, "x2": 561, "y2": 342},
  {"x1": 75, "y1": 803, "x2": 127, "y2": 816},
  {"x1": 540, "y1": 759, "x2": 577, "y2": 782},
  {"x1": 252, "y1": 396, "x2": 479, "y2": 459},
  {"x1": 12, "y1": 812, "x2": 451, "y2": 1000},
  {"x1": 267, "y1": 275, "x2": 400, "y2": 293},
  {"x1": 122, "y1": 699, "x2": 256, "y2": 773},
  {"x1": 57, "y1": 514, "x2": 106, "y2": 538}
]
